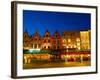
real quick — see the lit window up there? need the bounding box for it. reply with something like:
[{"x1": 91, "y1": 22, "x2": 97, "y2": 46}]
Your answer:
[
  {"x1": 63, "y1": 39, "x2": 66, "y2": 43},
  {"x1": 78, "y1": 47, "x2": 80, "y2": 50},
  {"x1": 68, "y1": 39, "x2": 71, "y2": 42},
  {"x1": 76, "y1": 38, "x2": 80, "y2": 42},
  {"x1": 66, "y1": 46, "x2": 69, "y2": 48},
  {"x1": 77, "y1": 43, "x2": 80, "y2": 46},
  {"x1": 71, "y1": 45, "x2": 73, "y2": 48},
  {"x1": 74, "y1": 45, "x2": 76, "y2": 48}
]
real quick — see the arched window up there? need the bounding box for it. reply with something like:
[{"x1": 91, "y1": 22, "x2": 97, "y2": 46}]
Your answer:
[
  {"x1": 48, "y1": 46, "x2": 50, "y2": 49},
  {"x1": 46, "y1": 34, "x2": 48, "y2": 37},
  {"x1": 44, "y1": 46, "x2": 46, "y2": 49}
]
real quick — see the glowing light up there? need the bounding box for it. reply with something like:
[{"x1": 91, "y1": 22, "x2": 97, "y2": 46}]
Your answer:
[
  {"x1": 63, "y1": 39, "x2": 66, "y2": 43},
  {"x1": 77, "y1": 43, "x2": 80, "y2": 46},
  {"x1": 24, "y1": 47, "x2": 29, "y2": 49},
  {"x1": 87, "y1": 54, "x2": 90, "y2": 57},
  {"x1": 76, "y1": 38, "x2": 80, "y2": 42},
  {"x1": 66, "y1": 46, "x2": 69, "y2": 48},
  {"x1": 71, "y1": 45, "x2": 73, "y2": 48},
  {"x1": 68, "y1": 39, "x2": 71, "y2": 42},
  {"x1": 78, "y1": 47, "x2": 80, "y2": 50},
  {"x1": 66, "y1": 55, "x2": 69, "y2": 58},
  {"x1": 74, "y1": 45, "x2": 76, "y2": 48},
  {"x1": 29, "y1": 48, "x2": 40, "y2": 53},
  {"x1": 29, "y1": 49, "x2": 34, "y2": 53},
  {"x1": 24, "y1": 56, "x2": 27, "y2": 59}
]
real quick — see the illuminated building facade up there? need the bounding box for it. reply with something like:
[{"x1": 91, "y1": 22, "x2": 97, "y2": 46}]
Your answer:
[
  {"x1": 41, "y1": 30, "x2": 52, "y2": 49},
  {"x1": 62, "y1": 31, "x2": 80, "y2": 51},
  {"x1": 23, "y1": 30, "x2": 91, "y2": 63},
  {"x1": 23, "y1": 30, "x2": 91, "y2": 51},
  {"x1": 23, "y1": 31, "x2": 31, "y2": 49},
  {"x1": 51, "y1": 31, "x2": 62, "y2": 50},
  {"x1": 30, "y1": 31, "x2": 41, "y2": 49},
  {"x1": 80, "y1": 30, "x2": 91, "y2": 50}
]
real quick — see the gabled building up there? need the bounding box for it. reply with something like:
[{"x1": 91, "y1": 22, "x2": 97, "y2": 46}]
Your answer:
[
  {"x1": 51, "y1": 31, "x2": 62, "y2": 50},
  {"x1": 41, "y1": 30, "x2": 52, "y2": 49},
  {"x1": 30, "y1": 31, "x2": 41, "y2": 49},
  {"x1": 23, "y1": 31, "x2": 31, "y2": 49},
  {"x1": 23, "y1": 30, "x2": 91, "y2": 51}
]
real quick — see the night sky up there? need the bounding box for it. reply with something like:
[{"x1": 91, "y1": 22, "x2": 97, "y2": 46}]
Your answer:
[{"x1": 23, "y1": 10, "x2": 91, "y2": 36}]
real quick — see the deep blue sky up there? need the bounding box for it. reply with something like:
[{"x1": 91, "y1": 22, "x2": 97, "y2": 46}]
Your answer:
[{"x1": 23, "y1": 10, "x2": 91, "y2": 36}]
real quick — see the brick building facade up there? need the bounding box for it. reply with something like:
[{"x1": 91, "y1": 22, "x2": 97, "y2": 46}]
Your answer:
[{"x1": 23, "y1": 30, "x2": 90, "y2": 51}]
